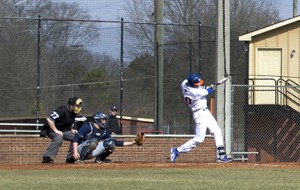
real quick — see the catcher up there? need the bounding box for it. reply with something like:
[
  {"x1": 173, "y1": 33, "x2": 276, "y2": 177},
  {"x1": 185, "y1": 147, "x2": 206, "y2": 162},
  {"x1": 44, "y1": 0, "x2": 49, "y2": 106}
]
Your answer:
[
  {"x1": 95, "y1": 131, "x2": 145, "y2": 163},
  {"x1": 66, "y1": 111, "x2": 145, "y2": 164}
]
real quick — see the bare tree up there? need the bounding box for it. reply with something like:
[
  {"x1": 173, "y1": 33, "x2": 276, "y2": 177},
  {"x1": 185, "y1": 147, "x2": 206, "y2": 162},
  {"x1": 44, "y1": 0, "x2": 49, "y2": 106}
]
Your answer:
[
  {"x1": 122, "y1": 0, "x2": 280, "y2": 128},
  {"x1": 0, "y1": 0, "x2": 101, "y2": 116},
  {"x1": 124, "y1": 0, "x2": 279, "y2": 54}
]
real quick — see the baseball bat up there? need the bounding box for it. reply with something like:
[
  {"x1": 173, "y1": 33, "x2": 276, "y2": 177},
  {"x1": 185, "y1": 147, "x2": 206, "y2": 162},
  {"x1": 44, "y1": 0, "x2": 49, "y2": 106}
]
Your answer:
[{"x1": 215, "y1": 77, "x2": 228, "y2": 86}]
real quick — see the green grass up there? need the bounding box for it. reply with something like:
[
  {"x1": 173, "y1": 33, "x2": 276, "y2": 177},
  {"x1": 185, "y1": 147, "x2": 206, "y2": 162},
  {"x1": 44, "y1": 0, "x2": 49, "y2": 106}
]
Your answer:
[{"x1": 0, "y1": 168, "x2": 299, "y2": 190}]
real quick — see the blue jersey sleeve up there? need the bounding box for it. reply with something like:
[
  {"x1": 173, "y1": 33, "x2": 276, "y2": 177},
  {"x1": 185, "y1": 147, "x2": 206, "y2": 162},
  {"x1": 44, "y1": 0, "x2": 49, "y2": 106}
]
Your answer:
[
  {"x1": 113, "y1": 139, "x2": 125, "y2": 146},
  {"x1": 72, "y1": 123, "x2": 92, "y2": 143},
  {"x1": 102, "y1": 133, "x2": 111, "y2": 140}
]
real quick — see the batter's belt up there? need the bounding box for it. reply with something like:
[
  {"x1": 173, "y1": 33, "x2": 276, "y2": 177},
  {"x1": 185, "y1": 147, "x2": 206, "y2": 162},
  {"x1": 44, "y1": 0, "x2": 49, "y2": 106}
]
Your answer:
[{"x1": 193, "y1": 107, "x2": 208, "y2": 112}]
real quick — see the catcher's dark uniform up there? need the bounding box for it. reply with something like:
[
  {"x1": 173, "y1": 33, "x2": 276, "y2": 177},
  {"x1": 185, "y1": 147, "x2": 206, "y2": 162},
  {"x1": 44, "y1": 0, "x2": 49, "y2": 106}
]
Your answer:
[
  {"x1": 73, "y1": 122, "x2": 110, "y2": 145},
  {"x1": 42, "y1": 105, "x2": 78, "y2": 163},
  {"x1": 67, "y1": 121, "x2": 126, "y2": 163}
]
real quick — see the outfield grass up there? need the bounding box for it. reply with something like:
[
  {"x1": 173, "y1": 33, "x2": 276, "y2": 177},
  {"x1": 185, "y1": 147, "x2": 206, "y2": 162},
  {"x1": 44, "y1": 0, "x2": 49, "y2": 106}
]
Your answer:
[{"x1": 0, "y1": 168, "x2": 299, "y2": 190}]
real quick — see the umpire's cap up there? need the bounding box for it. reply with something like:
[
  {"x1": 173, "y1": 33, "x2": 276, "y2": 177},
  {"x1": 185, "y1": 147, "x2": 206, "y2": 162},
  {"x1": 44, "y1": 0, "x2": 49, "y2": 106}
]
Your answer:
[
  {"x1": 110, "y1": 105, "x2": 118, "y2": 111},
  {"x1": 68, "y1": 97, "x2": 83, "y2": 106}
]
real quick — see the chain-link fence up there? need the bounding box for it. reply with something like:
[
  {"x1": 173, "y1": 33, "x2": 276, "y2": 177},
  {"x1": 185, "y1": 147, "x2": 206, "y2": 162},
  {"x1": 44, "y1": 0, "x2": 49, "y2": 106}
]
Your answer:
[
  {"x1": 231, "y1": 83, "x2": 300, "y2": 162},
  {"x1": 0, "y1": 17, "x2": 119, "y2": 118},
  {"x1": 1, "y1": 17, "x2": 244, "y2": 130}
]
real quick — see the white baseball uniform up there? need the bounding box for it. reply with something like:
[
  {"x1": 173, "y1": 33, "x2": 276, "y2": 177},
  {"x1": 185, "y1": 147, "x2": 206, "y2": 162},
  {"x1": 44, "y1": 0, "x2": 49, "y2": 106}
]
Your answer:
[{"x1": 177, "y1": 79, "x2": 224, "y2": 153}]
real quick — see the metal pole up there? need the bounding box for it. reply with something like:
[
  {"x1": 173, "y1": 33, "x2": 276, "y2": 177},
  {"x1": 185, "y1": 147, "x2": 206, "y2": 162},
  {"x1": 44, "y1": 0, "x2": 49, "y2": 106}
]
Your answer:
[
  {"x1": 189, "y1": 39, "x2": 193, "y2": 134},
  {"x1": 156, "y1": 42, "x2": 159, "y2": 130},
  {"x1": 119, "y1": 18, "x2": 124, "y2": 134},
  {"x1": 217, "y1": 0, "x2": 232, "y2": 156},
  {"x1": 189, "y1": 39, "x2": 192, "y2": 72},
  {"x1": 198, "y1": 21, "x2": 202, "y2": 73},
  {"x1": 216, "y1": 0, "x2": 225, "y2": 135},
  {"x1": 36, "y1": 15, "x2": 41, "y2": 129},
  {"x1": 293, "y1": 0, "x2": 298, "y2": 17},
  {"x1": 154, "y1": 0, "x2": 164, "y2": 131},
  {"x1": 224, "y1": 0, "x2": 232, "y2": 156},
  {"x1": 154, "y1": 0, "x2": 158, "y2": 129}
]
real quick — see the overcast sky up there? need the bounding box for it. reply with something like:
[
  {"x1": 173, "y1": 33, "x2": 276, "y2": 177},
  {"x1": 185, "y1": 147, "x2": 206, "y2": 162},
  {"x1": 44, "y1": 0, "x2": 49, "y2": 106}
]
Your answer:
[
  {"x1": 275, "y1": 0, "x2": 295, "y2": 19},
  {"x1": 66, "y1": 0, "x2": 296, "y2": 20},
  {"x1": 50, "y1": 0, "x2": 132, "y2": 59},
  {"x1": 50, "y1": 0, "x2": 298, "y2": 59},
  {"x1": 66, "y1": 0, "x2": 130, "y2": 20}
]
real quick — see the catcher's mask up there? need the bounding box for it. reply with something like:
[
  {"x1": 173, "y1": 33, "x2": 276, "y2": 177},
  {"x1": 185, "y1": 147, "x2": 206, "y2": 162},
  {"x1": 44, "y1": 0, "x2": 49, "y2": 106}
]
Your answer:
[
  {"x1": 68, "y1": 97, "x2": 83, "y2": 114},
  {"x1": 187, "y1": 73, "x2": 204, "y2": 87}
]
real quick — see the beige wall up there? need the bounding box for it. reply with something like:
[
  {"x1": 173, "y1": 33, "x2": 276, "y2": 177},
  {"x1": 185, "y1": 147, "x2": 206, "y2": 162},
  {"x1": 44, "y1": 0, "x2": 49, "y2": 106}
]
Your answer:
[
  {"x1": 250, "y1": 22, "x2": 300, "y2": 83},
  {"x1": 248, "y1": 22, "x2": 300, "y2": 111}
]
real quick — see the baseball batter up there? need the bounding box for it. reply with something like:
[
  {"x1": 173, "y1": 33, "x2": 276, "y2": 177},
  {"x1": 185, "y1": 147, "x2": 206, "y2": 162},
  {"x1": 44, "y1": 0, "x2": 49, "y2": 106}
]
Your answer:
[{"x1": 170, "y1": 73, "x2": 232, "y2": 163}]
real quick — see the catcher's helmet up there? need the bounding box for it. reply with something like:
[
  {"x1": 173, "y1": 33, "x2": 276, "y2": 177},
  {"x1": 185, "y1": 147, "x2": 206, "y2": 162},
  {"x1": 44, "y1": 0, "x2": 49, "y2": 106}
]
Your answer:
[
  {"x1": 187, "y1": 73, "x2": 204, "y2": 87},
  {"x1": 93, "y1": 111, "x2": 107, "y2": 126}
]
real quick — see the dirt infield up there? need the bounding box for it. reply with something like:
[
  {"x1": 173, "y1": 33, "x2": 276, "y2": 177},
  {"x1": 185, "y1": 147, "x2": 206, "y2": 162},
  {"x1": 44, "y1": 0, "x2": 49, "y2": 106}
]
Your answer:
[{"x1": 0, "y1": 162, "x2": 299, "y2": 170}]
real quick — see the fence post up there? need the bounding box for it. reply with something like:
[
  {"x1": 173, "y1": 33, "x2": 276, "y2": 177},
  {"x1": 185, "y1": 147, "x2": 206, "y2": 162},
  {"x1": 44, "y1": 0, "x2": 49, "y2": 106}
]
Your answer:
[
  {"x1": 36, "y1": 15, "x2": 41, "y2": 129},
  {"x1": 119, "y1": 18, "x2": 124, "y2": 134}
]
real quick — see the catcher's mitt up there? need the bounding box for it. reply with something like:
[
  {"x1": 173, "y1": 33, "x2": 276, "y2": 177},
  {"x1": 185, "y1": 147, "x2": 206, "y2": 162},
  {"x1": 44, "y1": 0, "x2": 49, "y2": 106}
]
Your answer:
[{"x1": 134, "y1": 132, "x2": 145, "y2": 146}]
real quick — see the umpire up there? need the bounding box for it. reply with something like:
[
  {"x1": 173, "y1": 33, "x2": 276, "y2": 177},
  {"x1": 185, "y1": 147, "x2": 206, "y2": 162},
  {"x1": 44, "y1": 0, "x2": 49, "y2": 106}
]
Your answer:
[
  {"x1": 41, "y1": 97, "x2": 83, "y2": 163},
  {"x1": 107, "y1": 105, "x2": 121, "y2": 135}
]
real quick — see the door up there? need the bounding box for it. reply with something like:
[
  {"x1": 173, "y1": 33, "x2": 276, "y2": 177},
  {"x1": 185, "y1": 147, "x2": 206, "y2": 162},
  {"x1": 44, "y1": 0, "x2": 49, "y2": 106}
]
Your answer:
[{"x1": 253, "y1": 48, "x2": 282, "y2": 104}]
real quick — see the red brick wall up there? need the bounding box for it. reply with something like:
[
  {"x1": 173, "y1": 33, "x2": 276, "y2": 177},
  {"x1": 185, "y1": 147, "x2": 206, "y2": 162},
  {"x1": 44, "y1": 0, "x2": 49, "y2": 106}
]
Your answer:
[{"x1": 0, "y1": 136, "x2": 216, "y2": 164}]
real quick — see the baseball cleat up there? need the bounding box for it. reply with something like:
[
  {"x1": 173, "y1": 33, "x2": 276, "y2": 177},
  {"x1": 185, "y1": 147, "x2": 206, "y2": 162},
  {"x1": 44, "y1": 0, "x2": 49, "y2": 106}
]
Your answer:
[
  {"x1": 170, "y1": 148, "x2": 180, "y2": 162},
  {"x1": 74, "y1": 159, "x2": 84, "y2": 164},
  {"x1": 95, "y1": 158, "x2": 112, "y2": 164},
  {"x1": 65, "y1": 158, "x2": 76, "y2": 163},
  {"x1": 42, "y1": 157, "x2": 54, "y2": 164},
  {"x1": 216, "y1": 155, "x2": 232, "y2": 163}
]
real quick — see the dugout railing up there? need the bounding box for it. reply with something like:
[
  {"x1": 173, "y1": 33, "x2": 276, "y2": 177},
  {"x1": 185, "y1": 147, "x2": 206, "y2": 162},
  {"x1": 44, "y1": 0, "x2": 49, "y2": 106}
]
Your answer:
[
  {"x1": 277, "y1": 78, "x2": 300, "y2": 109},
  {"x1": 248, "y1": 78, "x2": 300, "y2": 109},
  {"x1": 0, "y1": 123, "x2": 42, "y2": 135}
]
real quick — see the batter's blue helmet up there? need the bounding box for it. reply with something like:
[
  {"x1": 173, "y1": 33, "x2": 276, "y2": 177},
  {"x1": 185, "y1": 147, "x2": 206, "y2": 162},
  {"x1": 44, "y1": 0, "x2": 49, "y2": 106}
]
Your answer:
[{"x1": 187, "y1": 73, "x2": 204, "y2": 87}]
